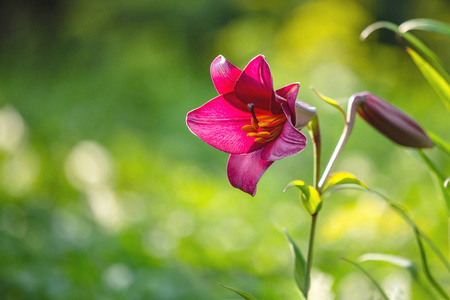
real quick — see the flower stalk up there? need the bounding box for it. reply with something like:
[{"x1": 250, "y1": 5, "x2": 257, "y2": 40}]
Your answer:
[
  {"x1": 304, "y1": 213, "x2": 318, "y2": 296},
  {"x1": 304, "y1": 116, "x2": 322, "y2": 297},
  {"x1": 304, "y1": 94, "x2": 361, "y2": 296},
  {"x1": 318, "y1": 94, "x2": 361, "y2": 192}
]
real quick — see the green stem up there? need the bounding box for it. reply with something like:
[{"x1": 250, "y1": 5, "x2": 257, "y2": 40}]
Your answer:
[
  {"x1": 308, "y1": 116, "x2": 321, "y2": 189},
  {"x1": 414, "y1": 226, "x2": 450, "y2": 300},
  {"x1": 317, "y1": 95, "x2": 362, "y2": 192},
  {"x1": 304, "y1": 213, "x2": 318, "y2": 296},
  {"x1": 375, "y1": 192, "x2": 450, "y2": 299},
  {"x1": 304, "y1": 116, "x2": 322, "y2": 298},
  {"x1": 417, "y1": 149, "x2": 447, "y2": 180}
]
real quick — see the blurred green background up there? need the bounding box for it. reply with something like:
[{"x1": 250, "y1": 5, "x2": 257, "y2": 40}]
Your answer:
[{"x1": 0, "y1": 0, "x2": 449, "y2": 299}]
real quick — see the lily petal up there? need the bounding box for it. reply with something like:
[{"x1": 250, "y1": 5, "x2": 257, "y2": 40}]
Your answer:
[
  {"x1": 294, "y1": 100, "x2": 317, "y2": 129},
  {"x1": 275, "y1": 83, "x2": 300, "y2": 120},
  {"x1": 234, "y1": 55, "x2": 274, "y2": 111},
  {"x1": 261, "y1": 104, "x2": 307, "y2": 161},
  {"x1": 186, "y1": 93, "x2": 264, "y2": 154},
  {"x1": 227, "y1": 150, "x2": 274, "y2": 196},
  {"x1": 211, "y1": 55, "x2": 242, "y2": 95}
]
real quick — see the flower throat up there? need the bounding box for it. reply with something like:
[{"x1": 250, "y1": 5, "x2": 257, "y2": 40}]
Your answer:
[{"x1": 241, "y1": 103, "x2": 287, "y2": 144}]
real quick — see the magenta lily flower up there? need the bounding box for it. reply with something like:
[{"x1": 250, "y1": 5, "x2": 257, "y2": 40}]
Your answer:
[{"x1": 186, "y1": 55, "x2": 316, "y2": 196}]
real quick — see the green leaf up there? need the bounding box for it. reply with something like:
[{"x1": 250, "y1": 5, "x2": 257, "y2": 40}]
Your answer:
[
  {"x1": 399, "y1": 18, "x2": 450, "y2": 37},
  {"x1": 372, "y1": 190, "x2": 450, "y2": 299},
  {"x1": 321, "y1": 172, "x2": 369, "y2": 194},
  {"x1": 219, "y1": 284, "x2": 257, "y2": 300},
  {"x1": 360, "y1": 20, "x2": 400, "y2": 40},
  {"x1": 407, "y1": 47, "x2": 450, "y2": 110},
  {"x1": 358, "y1": 253, "x2": 416, "y2": 270},
  {"x1": 285, "y1": 181, "x2": 322, "y2": 215},
  {"x1": 416, "y1": 149, "x2": 450, "y2": 214},
  {"x1": 342, "y1": 258, "x2": 389, "y2": 300},
  {"x1": 361, "y1": 21, "x2": 450, "y2": 89},
  {"x1": 358, "y1": 253, "x2": 436, "y2": 298},
  {"x1": 311, "y1": 88, "x2": 345, "y2": 120},
  {"x1": 360, "y1": 21, "x2": 441, "y2": 65},
  {"x1": 427, "y1": 131, "x2": 450, "y2": 156},
  {"x1": 283, "y1": 229, "x2": 307, "y2": 297}
]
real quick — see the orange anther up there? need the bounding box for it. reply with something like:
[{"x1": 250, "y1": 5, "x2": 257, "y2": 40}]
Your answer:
[
  {"x1": 241, "y1": 125, "x2": 256, "y2": 132},
  {"x1": 257, "y1": 131, "x2": 271, "y2": 138}
]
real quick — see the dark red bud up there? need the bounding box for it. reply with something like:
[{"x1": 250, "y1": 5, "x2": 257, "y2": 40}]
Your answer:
[{"x1": 354, "y1": 92, "x2": 434, "y2": 148}]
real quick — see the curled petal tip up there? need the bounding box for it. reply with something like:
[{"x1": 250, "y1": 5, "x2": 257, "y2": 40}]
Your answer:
[
  {"x1": 210, "y1": 55, "x2": 241, "y2": 95},
  {"x1": 294, "y1": 101, "x2": 317, "y2": 129}
]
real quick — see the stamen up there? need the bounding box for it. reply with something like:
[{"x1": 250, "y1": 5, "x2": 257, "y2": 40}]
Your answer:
[
  {"x1": 259, "y1": 117, "x2": 286, "y2": 128},
  {"x1": 241, "y1": 107, "x2": 287, "y2": 144},
  {"x1": 265, "y1": 126, "x2": 284, "y2": 142},
  {"x1": 257, "y1": 131, "x2": 271, "y2": 138},
  {"x1": 241, "y1": 125, "x2": 256, "y2": 132}
]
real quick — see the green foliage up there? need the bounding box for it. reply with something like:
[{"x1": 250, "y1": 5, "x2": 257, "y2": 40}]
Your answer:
[
  {"x1": 361, "y1": 20, "x2": 450, "y2": 110},
  {"x1": 321, "y1": 172, "x2": 368, "y2": 194},
  {"x1": 360, "y1": 20, "x2": 445, "y2": 75},
  {"x1": 0, "y1": 0, "x2": 448, "y2": 299},
  {"x1": 219, "y1": 284, "x2": 257, "y2": 300},
  {"x1": 399, "y1": 18, "x2": 450, "y2": 37},
  {"x1": 311, "y1": 88, "x2": 346, "y2": 121},
  {"x1": 373, "y1": 191, "x2": 450, "y2": 299},
  {"x1": 358, "y1": 253, "x2": 436, "y2": 298},
  {"x1": 416, "y1": 149, "x2": 450, "y2": 215},
  {"x1": 342, "y1": 258, "x2": 389, "y2": 300},
  {"x1": 283, "y1": 229, "x2": 307, "y2": 297},
  {"x1": 407, "y1": 48, "x2": 450, "y2": 110},
  {"x1": 285, "y1": 181, "x2": 322, "y2": 215}
]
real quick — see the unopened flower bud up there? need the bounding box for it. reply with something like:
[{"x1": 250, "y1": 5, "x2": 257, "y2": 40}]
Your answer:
[{"x1": 353, "y1": 92, "x2": 433, "y2": 148}]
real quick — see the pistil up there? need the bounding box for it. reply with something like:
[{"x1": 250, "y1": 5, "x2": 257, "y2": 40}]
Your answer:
[
  {"x1": 241, "y1": 105, "x2": 287, "y2": 144},
  {"x1": 247, "y1": 103, "x2": 259, "y2": 130}
]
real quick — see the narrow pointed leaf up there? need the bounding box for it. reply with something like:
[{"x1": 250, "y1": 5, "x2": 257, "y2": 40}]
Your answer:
[
  {"x1": 342, "y1": 258, "x2": 389, "y2": 300},
  {"x1": 399, "y1": 18, "x2": 450, "y2": 37},
  {"x1": 361, "y1": 21, "x2": 449, "y2": 85},
  {"x1": 373, "y1": 190, "x2": 450, "y2": 273},
  {"x1": 219, "y1": 284, "x2": 257, "y2": 300},
  {"x1": 428, "y1": 131, "x2": 450, "y2": 156},
  {"x1": 283, "y1": 229, "x2": 307, "y2": 296},
  {"x1": 285, "y1": 180, "x2": 322, "y2": 215},
  {"x1": 321, "y1": 172, "x2": 369, "y2": 194},
  {"x1": 358, "y1": 253, "x2": 436, "y2": 298},
  {"x1": 311, "y1": 88, "x2": 345, "y2": 120},
  {"x1": 358, "y1": 253, "x2": 417, "y2": 274},
  {"x1": 416, "y1": 149, "x2": 450, "y2": 214},
  {"x1": 407, "y1": 47, "x2": 450, "y2": 110},
  {"x1": 360, "y1": 21, "x2": 399, "y2": 42},
  {"x1": 372, "y1": 190, "x2": 450, "y2": 299}
]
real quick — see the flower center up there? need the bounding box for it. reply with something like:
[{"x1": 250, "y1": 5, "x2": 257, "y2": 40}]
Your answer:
[{"x1": 241, "y1": 103, "x2": 287, "y2": 144}]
